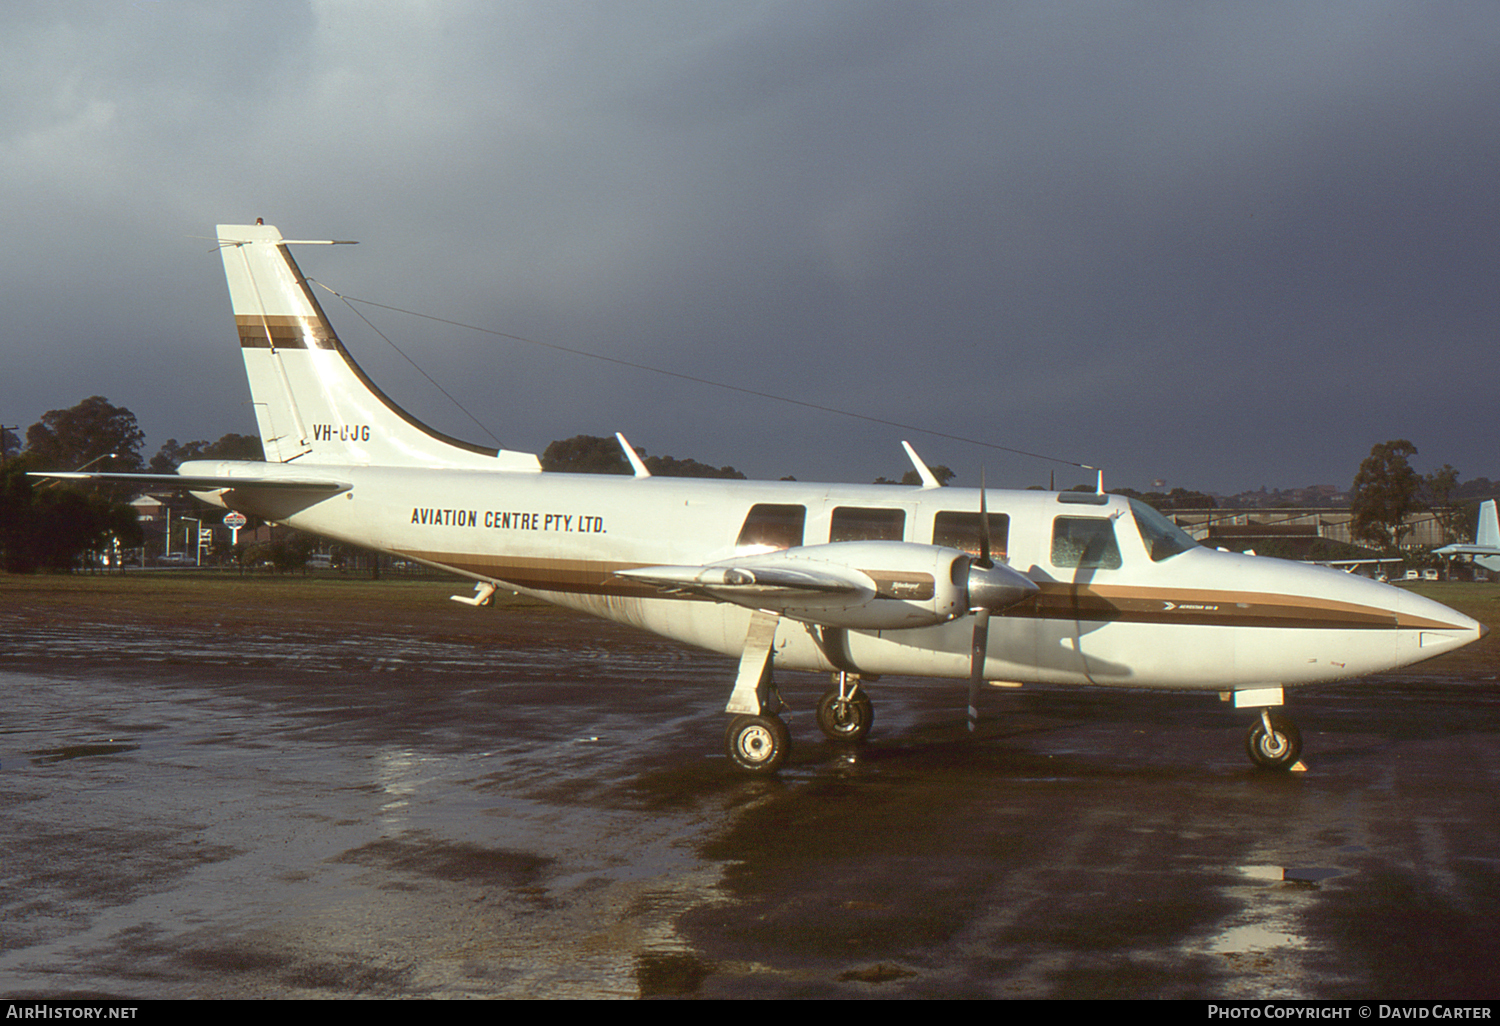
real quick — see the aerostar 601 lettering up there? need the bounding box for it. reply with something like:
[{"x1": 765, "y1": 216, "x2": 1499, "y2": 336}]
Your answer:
[{"x1": 38, "y1": 223, "x2": 1485, "y2": 774}]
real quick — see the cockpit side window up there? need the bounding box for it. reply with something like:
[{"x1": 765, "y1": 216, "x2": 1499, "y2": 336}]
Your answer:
[
  {"x1": 830, "y1": 506, "x2": 905, "y2": 542},
  {"x1": 1052, "y1": 516, "x2": 1122, "y2": 570},
  {"x1": 1128, "y1": 499, "x2": 1198, "y2": 562},
  {"x1": 736, "y1": 504, "x2": 806, "y2": 553},
  {"x1": 932, "y1": 511, "x2": 1010, "y2": 560}
]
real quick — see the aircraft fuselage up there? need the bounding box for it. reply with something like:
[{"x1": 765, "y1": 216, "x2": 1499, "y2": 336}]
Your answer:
[{"x1": 186, "y1": 462, "x2": 1480, "y2": 694}]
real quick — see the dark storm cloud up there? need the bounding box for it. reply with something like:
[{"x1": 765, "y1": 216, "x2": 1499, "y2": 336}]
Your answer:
[{"x1": 2, "y1": 1, "x2": 1496, "y2": 492}]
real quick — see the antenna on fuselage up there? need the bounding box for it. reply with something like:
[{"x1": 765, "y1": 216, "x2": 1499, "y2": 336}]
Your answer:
[
  {"x1": 901, "y1": 441, "x2": 943, "y2": 489},
  {"x1": 616, "y1": 433, "x2": 652, "y2": 478}
]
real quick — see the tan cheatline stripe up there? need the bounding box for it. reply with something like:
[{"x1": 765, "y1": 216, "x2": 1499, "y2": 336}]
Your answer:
[
  {"x1": 1021, "y1": 581, "x2": 1459, "y2": 631},
  {"x1": 402, "y1": 552, "x2": 1461, "y2": 631},
  {"x1": 236, "y1": 314, "x2": 337, "y2": 349}
]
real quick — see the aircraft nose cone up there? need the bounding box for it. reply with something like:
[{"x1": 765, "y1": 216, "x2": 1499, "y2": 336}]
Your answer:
[
  {"x1": 1395, "y1": 588, "x2": 1486, "y2": 664},
  {"x1": 968, "y1": 562, "x2": 1038, "y2": 612}
]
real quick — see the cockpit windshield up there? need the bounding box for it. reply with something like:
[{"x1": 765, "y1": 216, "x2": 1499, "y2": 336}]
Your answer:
[{"x1": 1129, "y1": 499, "x2": 1198, "y2": 562}]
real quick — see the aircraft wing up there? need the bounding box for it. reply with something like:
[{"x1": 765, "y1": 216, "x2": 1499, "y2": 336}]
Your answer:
[
  {"x1": 29, "y1": 471, "x2": 350, "y2": 493},
  {"x1": 613, "y1": 540, "x2": 995, "y2": 631}
]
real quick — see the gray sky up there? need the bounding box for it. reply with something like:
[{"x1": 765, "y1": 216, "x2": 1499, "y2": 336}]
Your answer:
[{"x1": 3, "y1": 1, "x2": 1497, "y2": 494}]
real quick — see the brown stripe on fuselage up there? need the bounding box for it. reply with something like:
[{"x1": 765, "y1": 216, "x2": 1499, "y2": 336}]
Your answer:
[
  {"x1": 402, "y1": 551, "x2": 1462, "y2": 631},
  {"x1": 1015, "y1": 581, "x2": 1402, "y2": 630}
]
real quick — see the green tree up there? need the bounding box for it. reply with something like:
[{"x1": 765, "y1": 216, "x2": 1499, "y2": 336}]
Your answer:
[
  {"x1": 150, "y1": 433, "x2": 265, "y2": 472},
  {"x1": 1423, "y1": 464, "x2": 1461, "y2": 544},
  {"x1": 542, "y1": 435, "x2": 744, "y2": 478},
  {"x1": 1350, "y1": 440, "x2": 1422, "y2": 550},
  {"x1": 0, "y1": 454, "x2": 142, "y2": 572},
  {"x1": 24, "y1": 396, "x2": 145, "y2": 471},
  {"x1": 643, "y1": 453, "x2": 745, "y2": 479},
  {"x1": 541, "y1": 435, "x2": 631, "y2": 474},
  {"x1": 875, "y1": 466, "x2": 957, "y2": 486}
]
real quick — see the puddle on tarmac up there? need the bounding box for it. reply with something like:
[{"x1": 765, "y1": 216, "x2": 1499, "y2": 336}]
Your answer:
[{"x1": 29, "y1": 741, "x2": 140, "y2": 764}]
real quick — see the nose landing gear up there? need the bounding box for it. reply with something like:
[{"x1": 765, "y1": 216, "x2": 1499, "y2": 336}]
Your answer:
[
  {"x1": 1246, "y1": 708, "x2": 1303, "y2": 771},
  {"x1": 815, "y1": 673, "x2": 874, "y2": 743}
]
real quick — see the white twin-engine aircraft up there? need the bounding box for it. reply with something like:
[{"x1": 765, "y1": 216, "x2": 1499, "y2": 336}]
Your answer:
[{"x1": 46, "y1": 224, "x2": 1486, "y2": 773}]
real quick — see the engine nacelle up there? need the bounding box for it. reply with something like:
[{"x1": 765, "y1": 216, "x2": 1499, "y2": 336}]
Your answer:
[{"x1": 619, "y1": 541, "x2": 1001, "y2": 631}]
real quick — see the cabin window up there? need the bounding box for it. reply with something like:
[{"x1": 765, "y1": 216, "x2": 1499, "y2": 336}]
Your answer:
[
  {"x1": 830, "y1": 506, "x2": 906, "y2": 543},
  {"x1": 932, "y1": 511, "x2": 1010, "y2": 559},
  {"x1": 735, "y1": 504, "x2": 806, "y2": 553},
  {"x1": 1129, "y1": 499, "x2": 1197, "y2": 562},
  {"x1": 1051, "y1": 517, "x2": 1122, "y2": 570}
]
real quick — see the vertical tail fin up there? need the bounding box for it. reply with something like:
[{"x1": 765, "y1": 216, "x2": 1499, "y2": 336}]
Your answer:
[
  {"x1": 1476, "y1": 501, "x2": 1499, "y2": 549},
  {"x1": 216, "y1": 223, "x2": 539, "y2": 471}
]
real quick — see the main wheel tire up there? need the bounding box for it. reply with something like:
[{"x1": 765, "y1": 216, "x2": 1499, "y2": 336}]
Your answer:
[
  {"x1": 1246, "y1": 711, "x2": 1302, "y2": 770},
  {"x1": 815, "y1": 689, "x2": 874, "y2": 743},
  {"x1": 725, "y1": 714, "x2": 790, "y2": 773}
]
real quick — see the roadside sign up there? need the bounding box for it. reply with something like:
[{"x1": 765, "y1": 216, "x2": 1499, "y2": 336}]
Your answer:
[{"x1": 224, "y1": 511, "x2": 247, "y2": 546}]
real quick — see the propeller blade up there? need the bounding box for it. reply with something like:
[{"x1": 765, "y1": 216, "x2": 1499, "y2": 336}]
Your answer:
[
  {"x1": 964, "y1": 467, "x2": 1037, "y2": 731},
  {"x1": 968, "y1": 607, "x2": 989, "y2": 731},
  {"x1": 977, "y1": 468, "x2": 992, "y2": 569}
]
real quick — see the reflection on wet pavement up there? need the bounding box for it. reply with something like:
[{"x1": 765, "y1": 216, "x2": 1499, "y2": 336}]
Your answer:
[{"x1": 2, "y1": 608, "x2": 1497, "y2": 997}]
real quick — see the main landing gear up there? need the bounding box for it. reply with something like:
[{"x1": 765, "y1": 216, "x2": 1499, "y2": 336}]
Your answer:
[
  {"x1": 725, "y1": 712, "x2": 792, "y2": 773},
  {"x1": 722, "y1": 673, "x2": 879, "y2": 773},
  {"x1": 722, "y1": 610, "x2": 883, "y2": 773},
  {"x1": 723, "y1": 610, "x2": 793, "y2": 774},
  {"x1": 1245, "y1": 708, "x2": 1302, "y2": 770}
]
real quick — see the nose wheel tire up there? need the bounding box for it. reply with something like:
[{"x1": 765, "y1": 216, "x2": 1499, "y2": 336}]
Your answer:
[
  {"x1": 1246, "y1": 711, "x2": 1302, "y2": 770},
  {"x1": 726, "y1": 713, "x2": 791, "y2": 773},
  {"x1": 815, "y1": 689, "x2": 874, "y2": 742}
]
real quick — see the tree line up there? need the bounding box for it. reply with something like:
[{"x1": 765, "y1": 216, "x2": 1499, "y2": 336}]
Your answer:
[
  {"x1": 0, "y1": 396, "x2": 1488, "y2": 571},
  {"x1": 0, "y1": 396, "x2": 262, "y2": 572}
]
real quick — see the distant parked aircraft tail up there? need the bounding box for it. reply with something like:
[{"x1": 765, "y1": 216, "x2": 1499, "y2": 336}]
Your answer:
[{"x1": 1476, "y1": 500, "x2": 1499, "y2": 550}]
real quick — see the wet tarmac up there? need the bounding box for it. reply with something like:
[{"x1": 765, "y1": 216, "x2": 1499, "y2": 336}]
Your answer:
[{"x1": 2, "y1": 601, "x2": 1498, "y2": 998}]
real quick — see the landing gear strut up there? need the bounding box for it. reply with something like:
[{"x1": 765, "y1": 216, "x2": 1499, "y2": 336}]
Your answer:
[
  {"x1": 1246, "y1": 708, "x2": 1302, "y2": 770},
  {"x1": 815, "y1": 672, "x2": 874, "y2": 742},
  {"x1": 722, "y1": 610, "x2": 791, "y2": 773}
]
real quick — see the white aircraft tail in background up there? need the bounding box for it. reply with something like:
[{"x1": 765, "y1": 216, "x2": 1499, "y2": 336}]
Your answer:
[{"x1": 1435, "y1": 500, "x2": 1500, "y2": 574}]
